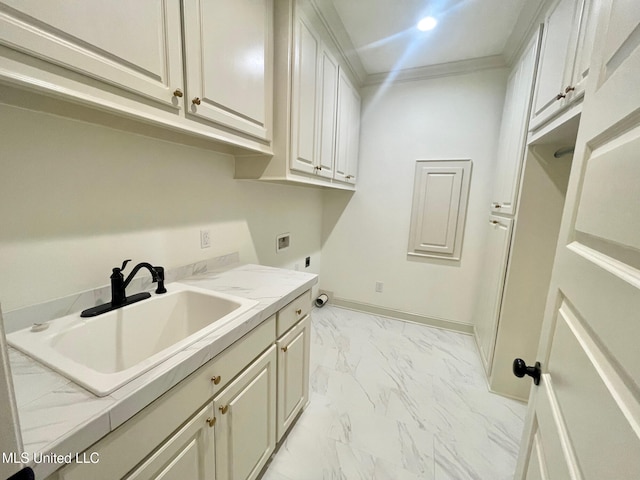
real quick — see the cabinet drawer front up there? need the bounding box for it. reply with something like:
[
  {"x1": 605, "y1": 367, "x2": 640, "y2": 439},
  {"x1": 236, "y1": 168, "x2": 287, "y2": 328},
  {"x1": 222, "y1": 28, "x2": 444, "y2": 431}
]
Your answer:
[
  {"x1": 276, "y1": 291, "x2": 311, "y2": 337},
  {"x1": 59, "y1": 316, "x2": 275, "y2": 480},
  {"x1": 201, "y1": 315, "x2": 276, "y2": 400}
]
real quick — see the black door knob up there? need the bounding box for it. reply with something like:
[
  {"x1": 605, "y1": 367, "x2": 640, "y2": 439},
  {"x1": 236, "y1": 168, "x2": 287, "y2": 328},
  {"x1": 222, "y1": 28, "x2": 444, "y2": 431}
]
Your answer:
[{"x1": 513, "y1": 358, "x2": 541, "y2": 385}]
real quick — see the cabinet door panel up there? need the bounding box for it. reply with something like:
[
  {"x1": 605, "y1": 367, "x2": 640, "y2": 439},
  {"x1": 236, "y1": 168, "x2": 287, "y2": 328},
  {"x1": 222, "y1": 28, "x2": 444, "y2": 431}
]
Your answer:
[
  {"x1": 214, "y1": 345, "x2": 276, "y2": 480},
  {"x1": 125, "y1": 404, "x2": 215, "y2": 480},
  {"x1": 492, "y1": 31, "x2": 539, "y2": 215},
  {"x1": 183, "y1": 0, "x2": 273, "y2": 141},
  {"x1": 276, "y1": 315, "x2": 310, "y2": 441},
  {"x1": 334, "y1": 72, "x2": 361, "y2": 184},
  {"x1": 290, "y1": 13, "x2": 320, "y2": 175},
  {"x1": 345, "y1": 85, "x2": 361, "y2": 184},
  {"x1": 568, "y1": 0, "x2": 602, "y2": 100},
  {"x1": 474, "y1": 216, "x2": 514, "y2": 374},
  {"x1": 0, "y1": 0, "x2": 183, "y2": 107},
  {"x1": 530, "y1": 0, "x2": 580, "y2": 130},
  {"x1": 316, "y1": 47, "x2": 338, "y2": 179}
]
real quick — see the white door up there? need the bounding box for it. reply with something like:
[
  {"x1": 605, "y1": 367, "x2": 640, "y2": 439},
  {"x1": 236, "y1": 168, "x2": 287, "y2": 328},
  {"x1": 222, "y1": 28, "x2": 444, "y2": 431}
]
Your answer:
[{"x1": 515, "y1": 1, "x2": 640, "y2": 478}]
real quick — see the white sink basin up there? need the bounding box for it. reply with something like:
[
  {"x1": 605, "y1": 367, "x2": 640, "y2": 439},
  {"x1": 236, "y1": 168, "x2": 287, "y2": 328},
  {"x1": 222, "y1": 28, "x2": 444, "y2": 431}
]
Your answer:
[{"x1": 7, "y1": 283, "x2": 258, "y2": 396}]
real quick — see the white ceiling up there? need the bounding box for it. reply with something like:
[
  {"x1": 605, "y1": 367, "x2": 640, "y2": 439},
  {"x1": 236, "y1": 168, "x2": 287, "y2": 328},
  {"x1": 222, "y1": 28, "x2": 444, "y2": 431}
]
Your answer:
[{"x1": 326, "y1": 0, "x2": 541, "y2": 77}]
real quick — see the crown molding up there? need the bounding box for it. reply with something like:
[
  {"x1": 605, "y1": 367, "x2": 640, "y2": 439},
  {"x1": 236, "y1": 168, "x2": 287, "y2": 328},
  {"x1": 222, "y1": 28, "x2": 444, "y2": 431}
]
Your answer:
[
  {"x1": 363, "y1": 55, "x2": 506, "y2": 86},
  {"x1": 310, "y1": 0, "x2": 368, "y2": 86}
]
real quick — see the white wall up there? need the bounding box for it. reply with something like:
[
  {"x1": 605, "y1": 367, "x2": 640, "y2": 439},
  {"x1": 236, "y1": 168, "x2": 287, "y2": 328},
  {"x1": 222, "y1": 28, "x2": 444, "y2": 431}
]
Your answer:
[
  {"x1": 0, "y1": 104, "x2": 323, "y2": 312},
  {"x1": 320, "y1": 68, "x2": 508, "y2": 326}
]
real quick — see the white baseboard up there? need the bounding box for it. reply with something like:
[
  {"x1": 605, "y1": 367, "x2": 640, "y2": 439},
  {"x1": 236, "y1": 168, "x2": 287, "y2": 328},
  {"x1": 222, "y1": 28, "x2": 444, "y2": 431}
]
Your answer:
[{"x1": 327, "y1": 297, "x2": 474, "y2": 335}]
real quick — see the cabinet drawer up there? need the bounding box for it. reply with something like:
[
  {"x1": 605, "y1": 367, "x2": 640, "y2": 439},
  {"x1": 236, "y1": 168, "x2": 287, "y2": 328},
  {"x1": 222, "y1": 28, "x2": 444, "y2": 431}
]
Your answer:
[
  {"x1": 59, "y1": 315, "x2": 275, "y2": 480},
  {"x1": 277, "y1": 291, "x2": 311, "y2": 337}
]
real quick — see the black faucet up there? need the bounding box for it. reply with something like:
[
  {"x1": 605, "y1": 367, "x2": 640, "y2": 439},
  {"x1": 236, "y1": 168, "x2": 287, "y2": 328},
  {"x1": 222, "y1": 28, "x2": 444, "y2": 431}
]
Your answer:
[{"x1": 81, "y1": 259, "x2": 167, "y2": 317}]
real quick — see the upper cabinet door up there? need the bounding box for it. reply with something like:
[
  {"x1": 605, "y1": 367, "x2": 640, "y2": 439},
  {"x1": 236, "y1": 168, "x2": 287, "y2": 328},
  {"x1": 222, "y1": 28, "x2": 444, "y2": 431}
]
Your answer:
[
  {"x1": 566, "y1": 0, "x2": 602, "y2": 101},
  {"x1": 529, "y1": 0, "x2": 582, "y2": 130},
  {"x1": 491, "y1": 30, "x2": 540, "y2": 215},
  {"x1": 182, "y1": 0, "x2": 273, "y2": 142},
  {"x1": 334, "y1": 70, "x2": 361, "y2": 184},
  {"x1": 290, "y1": 11, "x2": 321, "y2": 175},
  {"x1": 316, "y1": 45, "x2": 338, "y2": 179},
  {"x1": 0, "y1": 0, "x2": 183, "y2": 107}
]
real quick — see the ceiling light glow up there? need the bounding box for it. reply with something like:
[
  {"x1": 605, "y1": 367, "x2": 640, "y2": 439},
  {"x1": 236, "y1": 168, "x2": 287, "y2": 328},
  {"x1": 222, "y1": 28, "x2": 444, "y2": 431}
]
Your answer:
[{"x1": 417, "y1": 16, "x2": 437, "y2": 31}]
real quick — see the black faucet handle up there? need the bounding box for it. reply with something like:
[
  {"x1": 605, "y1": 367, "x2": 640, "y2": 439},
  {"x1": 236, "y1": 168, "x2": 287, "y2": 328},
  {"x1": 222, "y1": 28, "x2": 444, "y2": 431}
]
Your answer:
[
  {"x1": 154, "y1": 266, "x2": 167, "y2": 294},
  {"x1": 120, "y1": 259, "x2": 132, "y2": 271}
]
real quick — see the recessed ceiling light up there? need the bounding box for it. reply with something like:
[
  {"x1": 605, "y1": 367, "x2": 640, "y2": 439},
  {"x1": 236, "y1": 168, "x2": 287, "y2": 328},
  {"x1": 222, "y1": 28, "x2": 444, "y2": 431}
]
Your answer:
[{"x1": 417, "y1": 16, "x2": 437, "y2": 32}]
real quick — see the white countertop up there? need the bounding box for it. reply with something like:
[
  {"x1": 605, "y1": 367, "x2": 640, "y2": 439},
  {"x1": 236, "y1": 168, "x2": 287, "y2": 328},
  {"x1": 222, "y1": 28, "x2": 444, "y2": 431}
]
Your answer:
[{"x1": 9, "y1": 263, "x2": 317, "y2": 479}]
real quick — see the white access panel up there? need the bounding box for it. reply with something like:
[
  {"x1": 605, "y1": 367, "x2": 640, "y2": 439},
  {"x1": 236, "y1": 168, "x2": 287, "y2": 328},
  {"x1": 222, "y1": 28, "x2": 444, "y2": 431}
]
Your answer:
[{"x1": 407, "y1": 159, "x2": 472, "y2": 261}]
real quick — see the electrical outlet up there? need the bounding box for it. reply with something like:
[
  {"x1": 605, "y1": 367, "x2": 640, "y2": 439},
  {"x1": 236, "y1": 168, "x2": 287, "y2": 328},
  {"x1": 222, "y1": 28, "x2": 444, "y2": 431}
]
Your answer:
[
  {"x1": 375, "y1": 281, "x2": 384, "y2": 293},
  {"x1": 200, "y1": 230, "x2": 211, "y2": 249},
  {"x1": 305, "y1": 256, "x2": 310, "y2": 268}
]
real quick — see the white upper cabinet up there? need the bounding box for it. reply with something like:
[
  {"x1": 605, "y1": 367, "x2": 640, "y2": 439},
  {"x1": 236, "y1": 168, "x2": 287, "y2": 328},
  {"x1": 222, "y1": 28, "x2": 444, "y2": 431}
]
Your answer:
[
  {"x1": 0, "y1": 0, "x2": 274, "y2": 154},
  {"x1": 290, "y1": 10, "x2": 321, "y2": 175},
  {"x1": 530, "y1": 0, "x2": 581, "y2": 130},
  {"x1": 316, "y1": 44, "x2": 339, "y2": 179},
  {"x1": 182, "y1": 0, "x2": 273, "y2": 142},
  {"x1": 0, "y1": 0, "x2": 183, "y2": 107},
  {"x1": 236, "y1": 0, "x2": 361, "y2": 190},
  {"x1": 567, "y1": 0, "x2": 602, "y2": 101},
  {"x1": 530, "y1": 0, "x2": 601, "y2": 131},
  {"x1": 334, "y1": 70, "x2": 361, "y2": 184},
  {"x1": 491, "y1": 30, "x2": 540, "y2": 215}
]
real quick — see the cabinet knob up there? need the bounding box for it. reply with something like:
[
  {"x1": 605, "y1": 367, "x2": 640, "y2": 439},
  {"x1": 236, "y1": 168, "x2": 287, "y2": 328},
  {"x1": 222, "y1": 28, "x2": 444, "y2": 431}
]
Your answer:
[
  {"x1": 219, "y1": 405, "x2": 229, "y2": 414},
  {"x1": 512, "y1": 358, "x2": 541, "y2": 385},
  {"x1": 556, "y1": 93, "x2": 566, "y2": 101},
  {"x1": 192, "y1": 97, "x2": 202, "y2": 105},
  {"x1": 345, "y1": 175, "x2": 353, "y2": 179},
  {"x1": 211, "y1": 375, "x2": 221, "y2": 385},
  {"x1": 281, "y1": 346, "x2": 288, "y2": 353},
  {"x1": 296, "y1": 308, "x2": 302, "y2": 315},
  {"x1": 173, "y1": 88, "x2": 183, "y2": 98},
  {"x1": 314, "y1": 166, "x2": 322, "y2": 171},
  {"x1": 564, "y1": 86, "x2": 575, "y2": 94},
  {"x1": 206, "y1": 417, "x2": 216, "y2": 427},
  {"x1": 490, "y1": 220, "x2": 499, "y2": 225},
  {"x1": 494, "y1": 204, "x2": 502, "y2": 209}
]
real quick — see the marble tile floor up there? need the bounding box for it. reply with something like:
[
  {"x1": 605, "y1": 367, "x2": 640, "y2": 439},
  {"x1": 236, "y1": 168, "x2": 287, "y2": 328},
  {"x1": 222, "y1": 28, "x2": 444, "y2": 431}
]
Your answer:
[{"x1": 262, "y1": 306, "x2": 527, "y2": 480}]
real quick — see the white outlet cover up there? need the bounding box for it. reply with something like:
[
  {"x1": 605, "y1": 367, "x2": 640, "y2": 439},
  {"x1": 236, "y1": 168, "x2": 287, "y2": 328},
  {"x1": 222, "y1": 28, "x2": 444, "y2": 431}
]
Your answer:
[{"x1": 200, "y1": 230, "x2": 211, "y2": 249}]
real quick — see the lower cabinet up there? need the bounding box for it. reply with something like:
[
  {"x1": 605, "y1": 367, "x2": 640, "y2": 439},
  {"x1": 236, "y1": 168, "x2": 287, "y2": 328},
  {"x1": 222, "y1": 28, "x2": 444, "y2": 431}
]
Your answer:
[
  {"x1": 276, "y1": 315, "x2": 310, "y2": 441},
  {"x1": 213, "y1": 346, "x2": 276, "y2": 480},
  {"x1": 126, "y1": 404, "x2": 215, "y2": 480},
  {"x1": 54, "y1": 290, "x2": 312, "y2": 480}
]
